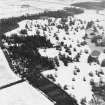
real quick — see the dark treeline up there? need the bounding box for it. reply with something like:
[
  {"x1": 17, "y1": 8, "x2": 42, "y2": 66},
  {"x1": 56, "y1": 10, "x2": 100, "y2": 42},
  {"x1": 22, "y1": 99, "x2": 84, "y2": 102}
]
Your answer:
[
  {"x1": 1, "y1": 34, "x2": 56, "y2": 78},
  {"x1": 4, "y1": 34, "x2": 53, "y2": 48},
  {"x1": 71, "y1": 1, "x2": 105, "y2": 10},
  {"x1": 64, "y1": 7, "x2": 84, "y2": 15},
  {"x1": 0, "y1": 7, "x2": 84, "y2": 34},
  {"x1": 0, "y1": 10, "x2": 70, "y2": 34}
]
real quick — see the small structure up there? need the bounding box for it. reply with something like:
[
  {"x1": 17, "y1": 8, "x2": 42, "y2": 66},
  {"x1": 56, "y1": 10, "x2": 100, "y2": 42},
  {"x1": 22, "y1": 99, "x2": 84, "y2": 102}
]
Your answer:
[
  {"x1": 91, "y1": 50, "x2": 100, "y2": 58},
  {"x1": 88, "y1": 50, "x2": 100, "y2": 64}
]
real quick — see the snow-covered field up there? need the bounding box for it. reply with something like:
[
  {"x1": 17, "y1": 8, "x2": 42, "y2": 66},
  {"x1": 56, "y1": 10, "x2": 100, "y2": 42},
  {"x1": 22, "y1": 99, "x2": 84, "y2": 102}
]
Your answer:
[
  {"x1": 0, "y1": 47, "x2": 54, "y2": 105},
  {"x1": 75, "y1": 10, "x2": 105, "y2": 21},
  {"x1": 0, "y1": 48, "x2": 20, "y2": 86},
  {"x1": 0, "y1": 81, "x2": 54, "y2": 105},
  {"x1": 0, "y1": 0, "x2": 69, "y2": 19},
  {"x1": 0, "y1": 0, "x2": 102, "y2": 19}
]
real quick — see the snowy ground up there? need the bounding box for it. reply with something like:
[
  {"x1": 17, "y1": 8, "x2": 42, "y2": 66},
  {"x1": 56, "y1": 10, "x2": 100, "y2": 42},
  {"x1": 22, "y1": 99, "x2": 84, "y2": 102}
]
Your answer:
[
  {"x1": 0, "y1": 47, "x2": 54, "y2": 105},
  {"x1": 41, "y1": 62, "x2": 105, "y2": 105},
  {"x1": 0, "y1": 0, "x2": 69, "y2": 19},
  {"x1": 1, "y1": 0, "x2": 105, "y2": 105},
  {"x1": 75, "y1": 10, "x2": 105, "y2": 21},
  {"x1": 0, "y1": 81, "x2": 54, "y2": 105},
  {"x1": 0, "y1": 48, "x2": 20, "y2": 86},
  {"x1": 0, "y1": 0, "x2": 101, "y2": 19}
]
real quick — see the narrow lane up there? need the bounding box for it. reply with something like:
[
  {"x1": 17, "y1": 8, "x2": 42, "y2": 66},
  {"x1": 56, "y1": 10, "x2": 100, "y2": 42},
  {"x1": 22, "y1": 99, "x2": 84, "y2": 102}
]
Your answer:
[{"x1": 28, "y1": 75, "x2": 78, "y2": 105}]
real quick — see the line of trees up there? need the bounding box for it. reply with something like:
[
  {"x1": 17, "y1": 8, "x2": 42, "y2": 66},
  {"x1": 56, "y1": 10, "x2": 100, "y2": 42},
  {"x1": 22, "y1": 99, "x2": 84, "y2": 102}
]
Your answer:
[
  {"x1": 1, "y1": 33, "x2": 55, "y2": 79},
  {"x1": 0, "y1": 7, "x2": 84, "y2": 34}
]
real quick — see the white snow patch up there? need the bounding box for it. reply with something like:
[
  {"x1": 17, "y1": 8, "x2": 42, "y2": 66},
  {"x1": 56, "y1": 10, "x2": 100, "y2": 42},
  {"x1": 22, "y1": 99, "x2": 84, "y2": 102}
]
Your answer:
[
  {"x1": 0, "y1": 82, "x2": 54, "y2": 105},
  {"x1": 0, "y1": 48, "x2": 20, "y2": 87}
]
